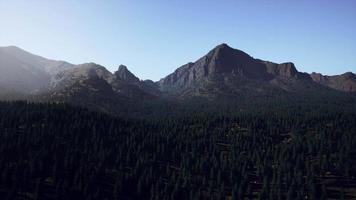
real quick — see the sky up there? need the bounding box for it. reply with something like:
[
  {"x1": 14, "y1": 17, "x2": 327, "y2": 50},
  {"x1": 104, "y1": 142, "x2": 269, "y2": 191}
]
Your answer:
[{"x1": 0, "y1": 0, "x2": 355, "y2": 81}]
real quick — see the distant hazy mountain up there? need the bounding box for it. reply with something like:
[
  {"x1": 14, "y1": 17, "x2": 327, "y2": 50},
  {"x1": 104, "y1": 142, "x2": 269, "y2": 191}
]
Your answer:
[
  {"x1": 0, "y1": 46, "x2": 158, "y2": 101},
  {"x1": 0, "y1": 46, "x2": 73, "y2": 94},
  {"x1": 0, "y1": 44, "x2": 355, "y2": 104}
]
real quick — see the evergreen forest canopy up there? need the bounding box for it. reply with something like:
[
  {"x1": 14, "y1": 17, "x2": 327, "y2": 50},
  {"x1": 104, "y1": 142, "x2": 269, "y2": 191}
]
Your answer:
[{"x1": 0, "y1": 97, "x2": 355, "y2": 200}]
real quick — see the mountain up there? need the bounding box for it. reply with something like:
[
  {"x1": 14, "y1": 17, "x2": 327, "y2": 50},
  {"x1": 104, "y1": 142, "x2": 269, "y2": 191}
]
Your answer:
[
  {"x1": 158, "y1": 44, "x2": 269, "y2": 92},
  {"x1": 1, "y1": 45, "x2": 355, "y2": 199},
  {"x1": 50, "y1": 63, "x2": 113, "y2": 90},
  {"x1": 0, "y1": 44, "x2": 355, "y2": 105},
  {"x1": 111, "y1": 65, "x2": 160, "y2": 98},
  {"x1": 114, "y1": 65, "x2": 140, "y2": 84},
  {"x1": 42, "y1": 62, "x2": 159, "y2": 113},
  {"x1": 0, "y1": 46, "x2": 158, "y2": 102},
  {"x1": 0, "y1": 46, "x2": 73, "y2": 94},
  {"x1": 311, "y1": 72, "x2": 356, "y2": 92},
  {"x1": 158, "y1": 44, "x2": 269, "y2": 98},
  {"x1": 158, "y1": 43, "x2": 355, "y2": 98}
]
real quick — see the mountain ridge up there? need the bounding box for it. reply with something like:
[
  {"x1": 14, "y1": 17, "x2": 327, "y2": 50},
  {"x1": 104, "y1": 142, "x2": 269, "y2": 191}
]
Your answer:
[
  {"x1": 0, "y1": 44, "x2": 355, "y2": 103},
  {"x1": 158, "y1": 44, "x2": 355, "y2": 98}
]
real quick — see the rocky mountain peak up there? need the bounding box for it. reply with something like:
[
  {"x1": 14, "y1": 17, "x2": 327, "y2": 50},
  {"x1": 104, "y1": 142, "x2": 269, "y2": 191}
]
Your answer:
[
  {"x1": 203, "y1": 43, "x2": 269, "y2": 79},
  {"x1": 118, "y1": 64, "x2": 128, "y2": 71},
  {"x1": 341, "y1": 72, "x2": 356, "y2": 79},
  {"x1": 114, "y1": 65, "x2": 140, "y2": 84},
  {"x1": 213, "y1": 43, "x2": 232, "y2": 51},
  {"x1": 158, "y1": 43, "x2": 270, "y2": 92},
  {"x1": 309, "y1": 72, "x2": 356, "y2": 92},
  {"x1": 207, "y1": 43, "x2": 251, "y2": 63}
]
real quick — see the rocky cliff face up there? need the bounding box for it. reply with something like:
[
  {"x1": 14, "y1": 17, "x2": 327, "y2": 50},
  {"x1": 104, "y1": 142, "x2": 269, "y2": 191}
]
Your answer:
[
  {"x1": 114, "y1": 65, "x2": 140, "y2": 84},
  {"x1": 158, "y1": 44, "x2": 271, "y2": 93},
  {"x1": 262, "y1": 61, "x2": 298, "y2": 78},
  {"x1": 158, "y1": 44, "x2": 318, "y2": 97},
  {"x1": 311, "y1": 72, "x2": 356, "y2": 92},
  {"x1": 111, "y1": 65, "x2": 160, "y2": 98}
]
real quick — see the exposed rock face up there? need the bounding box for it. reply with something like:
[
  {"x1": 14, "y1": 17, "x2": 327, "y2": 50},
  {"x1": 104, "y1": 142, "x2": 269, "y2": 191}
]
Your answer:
[
  {"x1": 158, "y1": 62, "x2": 195, "y2": 92},
  {"x1": 310, "y1": 72, "x2": 325, "y2": 83},
  {"x1": 158, "y1": 43, "x2": 314, "y2": 97},
  {"x1": 140, "y1": 80, "x2": 161, "y2": 97},
  {"x1": 157, "y1": 43, "x2": 356, "y2": 97},
  {"x1": 204, "y1": 43, "x2": 269, "y2": 79},
  {"x1": 52, "y1": 63, "x2": 159, "y2": 100},
  {"x1": 159, "y1": 44, "x2": 270, "y2": 90},
  {"x1": 111, "y1": 66, "x2": 160, "y2": 98},
  {"x1": 114, "y1": 65, "x2": 140, "y2": 84},
  {"x1": 311, "y1": 72, "x2": 356, "y2": 92},
  {"x1": 262, "y1": 61, "x2": 298, "y2": 78}
]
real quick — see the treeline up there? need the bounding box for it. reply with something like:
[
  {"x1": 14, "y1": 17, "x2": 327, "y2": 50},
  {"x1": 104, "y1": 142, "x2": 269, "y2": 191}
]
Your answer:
[{"x1": 0, "y1": 101, "x2": 355, "y2": 199}]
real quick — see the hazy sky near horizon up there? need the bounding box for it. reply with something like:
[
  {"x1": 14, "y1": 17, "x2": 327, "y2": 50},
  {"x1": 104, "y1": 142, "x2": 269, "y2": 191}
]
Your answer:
[{"x1": 1, "y1": 0, "x2": 355, "y2": 80}]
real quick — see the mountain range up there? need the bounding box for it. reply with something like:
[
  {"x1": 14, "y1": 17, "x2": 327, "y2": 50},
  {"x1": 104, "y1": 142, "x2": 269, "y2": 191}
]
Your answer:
[{"x1": 0, "y1": 44, "x2": 355, "y2": 107}]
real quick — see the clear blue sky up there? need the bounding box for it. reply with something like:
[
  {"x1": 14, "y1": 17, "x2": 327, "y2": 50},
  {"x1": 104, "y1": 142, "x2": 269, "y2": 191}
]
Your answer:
[{"x1": 1, "y1": 0, "x2": 355, "y2": 80}]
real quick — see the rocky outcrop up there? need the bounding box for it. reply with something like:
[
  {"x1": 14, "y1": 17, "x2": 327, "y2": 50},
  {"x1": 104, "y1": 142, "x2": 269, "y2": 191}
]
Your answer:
[
  {"x1": 51, "y1": 63, "x2": 113, "y2": 90},
  {"x1": 111, "y1": 65, "x2": 160, "y2": 98},
  {"x1": 114, "y1": 65, "x2": 140, "y2": 84},
  {"x1": 311, "y1": 72, "x2": 356, "y2": 92},
  {"x1": 51, "y1": 63, "x2": 159, "y2": 100},
  {"x1": 262, "y1": 61, "x2": 298, "y2": 78}
]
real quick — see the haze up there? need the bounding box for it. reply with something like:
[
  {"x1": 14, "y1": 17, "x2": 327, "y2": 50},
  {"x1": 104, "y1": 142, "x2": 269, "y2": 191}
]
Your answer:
[{"x1": 1, "y1": 0, "x2": 355, "y2": 81}]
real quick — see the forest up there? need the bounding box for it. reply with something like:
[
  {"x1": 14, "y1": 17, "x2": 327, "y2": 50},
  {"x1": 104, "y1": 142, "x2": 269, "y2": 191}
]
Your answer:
[{"x1": 0, "y1": 99, "x2": 355, "y2": 200}]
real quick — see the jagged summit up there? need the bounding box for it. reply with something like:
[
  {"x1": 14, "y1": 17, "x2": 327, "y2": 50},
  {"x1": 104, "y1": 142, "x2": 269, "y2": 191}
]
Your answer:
[
  {"x1": 342, "y1": 72, "x2": 356, "y2": 78},
  {"x1": 158, "y1": 43, "x2": 355, "y2": 96},
  {"x1": 262, "y1": 61, "x2": 299, "y2": 78},
  {"x1": 213, "y1": 43, "x2": 232, "y2": 50},
  {"x1": 207, "y1": 43, "x2": 252, "y2": 63},
  {"x1": 118, "y1": 64, "x2": 129, "y2": 71},
  {"x1": 114, "y1": 64, "x2": 140, "y2": 83},
  {"x1": 158, "y1": 44, "x2": 273, "y2": 95},
  {"x1": 209, "y1": 43, "x2": 267, "y2": 78},
  {"x1": 311, "y1": 71, "x2": 356, "y2": 92}
]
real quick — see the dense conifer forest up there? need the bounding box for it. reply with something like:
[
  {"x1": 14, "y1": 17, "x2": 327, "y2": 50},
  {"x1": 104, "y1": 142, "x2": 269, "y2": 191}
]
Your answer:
[{"x1": 0, "y1": 100, "x2": 355, "y2": 199}]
